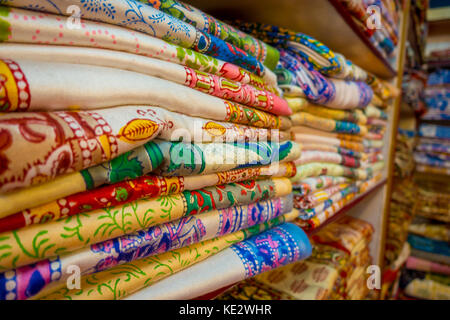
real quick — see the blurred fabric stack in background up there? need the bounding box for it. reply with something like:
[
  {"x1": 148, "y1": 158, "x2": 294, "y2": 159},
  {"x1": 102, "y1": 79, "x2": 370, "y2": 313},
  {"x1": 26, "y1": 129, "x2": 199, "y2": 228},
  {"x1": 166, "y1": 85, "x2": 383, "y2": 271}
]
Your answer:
[{"x1": 232, "y1": 22, "x2": 395, "y2": 231}]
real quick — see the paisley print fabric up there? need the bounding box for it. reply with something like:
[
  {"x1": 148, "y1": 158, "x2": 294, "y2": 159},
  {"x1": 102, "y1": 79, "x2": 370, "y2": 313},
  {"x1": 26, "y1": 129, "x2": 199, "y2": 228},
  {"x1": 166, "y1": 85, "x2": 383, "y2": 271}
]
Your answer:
[
  {"x1": 0, "y1": 7, "x2": 277, "y2": 91},
  {"x1": 0, "y1": 195, "x2": 293, "y2": 300},
  {"x1": 1, "y1": 0, "x2": 268, "y2": 77},
  {"x1": 0, "y1": 162, "x2": 297, "y2": 233},
  {"x1": 0, "y1": 178, "x2": 292, "y2": 271},
  {"x1": 121, "y1": 222, "x2": 312, "y2": 300}
]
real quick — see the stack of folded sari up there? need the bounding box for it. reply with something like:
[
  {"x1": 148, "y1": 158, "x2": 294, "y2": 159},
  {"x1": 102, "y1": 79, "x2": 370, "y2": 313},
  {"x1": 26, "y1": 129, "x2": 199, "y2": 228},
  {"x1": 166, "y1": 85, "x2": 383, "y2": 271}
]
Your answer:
[
  {"x1": 0, "y1": 0, "x2": 319, "y2": 300},
  {"x1": 415, "y1": 124, "x2": 450, "y2": 175},
  {"x1": 396, "y1": 215, "x2": 450, "y2": 300},
  {"x1": 216, "y1": 215, "x2": 374, "y2": 300},
  {"x1": 232, "y1": 22, "x2": 394, "y2": 231},
  {"x1": 338, "y1": 0, "x2": 401, "y2": 62},
  {"x1": 422, "y1": 69, "x2": 450, "y2": 120}
]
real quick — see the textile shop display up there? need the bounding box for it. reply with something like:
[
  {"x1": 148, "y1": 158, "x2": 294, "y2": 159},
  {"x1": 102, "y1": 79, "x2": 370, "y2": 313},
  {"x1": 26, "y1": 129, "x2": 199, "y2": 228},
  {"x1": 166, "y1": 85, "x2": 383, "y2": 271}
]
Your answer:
[
  {"x1": 217, "y1": 216, "x2": 374, "y2": 300},
  {"x1": 338, "y1": 0, "x2": 401, "y2": 62},
  {"x1": 234, "y1": 20, "x2": 391, "y2": 232},
  {"x1": 0, "y1": 0, "x2": 324, "y2": 301}
]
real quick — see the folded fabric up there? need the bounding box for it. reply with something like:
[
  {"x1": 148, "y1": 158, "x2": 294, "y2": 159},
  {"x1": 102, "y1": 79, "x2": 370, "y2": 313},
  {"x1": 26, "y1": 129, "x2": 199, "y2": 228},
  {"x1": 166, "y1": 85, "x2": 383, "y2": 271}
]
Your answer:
[
  {"x1": 407, "y1": 234, "x2": 450, "y2": 257},
  {"x1": 37, "y1": 217, "x2": 290, "y2": 300},
  {"x1": 277, "y1": 49, "x2": 372, "y2": 109},
  {"x1": 297, "y1": 184, "x2": 358, "y2": 220},
  {"x1": 291, "y1": 161, "x2": 384, "y2": 182},
  {"x1": 0, "y1": 59, "x2": 289, "y2": 124},
  {"x1": 0, "y1": 7, "x2": 277, "y2": 91},
  {"x1": 0, "y1": 195, "x2": 293, "y2": 300},
  {"x1": 0, "y1": 106, "x2": 293, "y2": 193},
  {"x1": 416, "y1": 164, "x2": 450, "y2": 176},
  {"x1": 299, "y1": 143, "x2": 363, "y2": 159},
  {"x1": 2, "y1": 44, "x2": 288, "y2": 115},
  {"x1": 0, "y1": 177, "x2": 292, "y2": 270},
  {"x1": 292, "y1": 126, "x2": 363, "y2": 142},
  {"x1": 406, "y1": 256, "x2": 450, "y2": 276},
  {"x1": 291, "y1": 112, "x2": 367, "y2": 135},
  {"x1": 255, "y1": 260, "x2": 338, "y2": 300},
  {"x1": 292, "y1": 133, "x2": 364, "y2": 152},
  {"x1": 416, "y1": 142, "x2": 450, "y2": 154},
  {"x1": 0, "y1": 140, "x2": 299, "y2": 216},
  {"x1": 295, "y1": 192, "x2": 356, "y2": 231},
  {"x1": 363, "y1": 139, "x2": 384, "y2": 149},
  {"x1": 123, "y1": 222, "x2": 312, "y2": 300},
  {"x1": 295, "y1": 183, "x2": 350, "y2": 210},
  {"x1": 292, "y1": 176, "x2": 349, "y2": 196},
  {"x1": 410, "y1": 248, "x2": 450, "y2": 266},
  {"x1": 292, "y1": 102, "x2": 368, "y2": 124},
  {"x1": 400, "y1": 269, "x2": 450, "y2": 300},
  {"x1": 364, "y1": 105, "x2": 388, "y2": 119},
  {"x1": 2, "y1": 0, "x2": 267, "y2": 77},
  {"x1": 217, "y1": 278, "x2": 294, "y2": 300},
  {"x1": 419, "y1": 124, "x2": 450, "y2": 140},
  {"x1": 427, "y1": 69, "x2": 450, "y2": 86},
  {"x1": 0, "y1": 162, "x2": 297, "y2": 232},
  {"x1": 294, "y1": 151, "x2": 360, "y2": 168},
  {"x1": 139, "y1": 0, "x2": 279, "y2": 70},
  {"x1": 414, "y1": 152, "x2": 450, "y2": 168},
  {"x1": 234, "y1": 21, "x2": 367, "y2": 81},
  {"x1": 408, "y1": 221, "x2": 450, "y2": 242}
]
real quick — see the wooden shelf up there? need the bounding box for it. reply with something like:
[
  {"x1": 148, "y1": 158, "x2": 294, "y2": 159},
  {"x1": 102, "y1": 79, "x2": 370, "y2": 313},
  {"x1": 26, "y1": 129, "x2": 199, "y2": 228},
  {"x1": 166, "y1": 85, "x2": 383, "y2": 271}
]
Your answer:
[
  {"x1": 185, "y1": 0, "x2": 397, "y2": 79},
  {"x1": 306, "y1": 178, "x2": 388, "y2": 235}
]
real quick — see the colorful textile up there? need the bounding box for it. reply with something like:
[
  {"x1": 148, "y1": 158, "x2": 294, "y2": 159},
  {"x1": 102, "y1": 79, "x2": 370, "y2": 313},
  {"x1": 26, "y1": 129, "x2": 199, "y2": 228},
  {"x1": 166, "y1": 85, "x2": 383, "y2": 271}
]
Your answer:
[
  {"x1": 400, "y1": 269, "x2": 450, "y2": 300},
  {"x1": 0, "y1": 196, "x2": 293, "y2": 300},
  {"x1": 408, "y1": 221, "x2": 450, "y2": 242},
  {"x1": 217, "y1": 278, "x2": 294, "y2": 300},
  {"x1": 0, "y1": 177, "x2": 292, "y2": 271},
  {"x1": 292, "y1": 133, "x2": 364, "y2": 152},
  {"x1": 122, "y1": 222, "x2": 312, "y2": 300},
  {"x1": 414, "y1": 152, "x2": 450, "y2": 168},
  {"x1": 2, "y1": 0, "x2": 267, "y2": 76},
  {"x1": 36, "y1": 219, "x2": 283, "y2": 300},
  {"x1": 294, "y1": 151, "x2": 360, "y2": 168},
  {"x1": 297, "y1": 184, "x2": 358, "y2": 220},
  {"x1": 0, "y1": 162, "x2": 297, "y2": 233},
  {"x1": 235, "y1": 21, "x2": 367, "y2": 81},
  {"x1": 255, "y1": 260, "x2": 338, "y2": 300},
  {"x1": 138, "y1": 0, "x2": 279, "y2": 70},
  {"x1": 277, "y1": 50, "x2": 372, "y2": 109},
  {"x1": 0, "y1": 139, "x2": 299, "y2": 217},
  {"x1": 0, "y1": 7, "x2": 277, "y2": 91},
  {"x1": 291, "y1": 161, "x2": 384, "y2": 183},
  {"x1": 419, "y1": 124, "x2": 450, "y2": 140},
  {"x1": 428, "y1": 69, "x2": 450, "y2": 86},
  {"x1": 0, "y1": 59, "x2": 289, "y2": 123},
  {"x1": 0, "y1": 107, "x2": 294, "y2": 194},
  {"x1": 291, "y1": 112, "x2": 367, "y2": 135},
  {"x1": 299, "y1": 143, "x2": 363, "y2": 159},
  {"x1": 406, "y1": 256, "x2": 450, "y2": 276},
  {"x1": 364, "y1": 105, "x2": 388, "y2": 119},
  {"x1": 294, "y1": 183, "x2": 350, "y2": 210},
  {"x1": 293, "y1": 102, "x2": 368, "y2": 124},
  {"x1": 2, "y1": 44, "x2": 288, "y2": 114},
  {"x1": 292, "y1": 126, "x2": 364, "y2": 142},
  {"x1": 292, "y1": 176, "x2": 349, "y2": 196},
  {"x1": 407, "y1": 234, "x2": 450, "y2": 257}
]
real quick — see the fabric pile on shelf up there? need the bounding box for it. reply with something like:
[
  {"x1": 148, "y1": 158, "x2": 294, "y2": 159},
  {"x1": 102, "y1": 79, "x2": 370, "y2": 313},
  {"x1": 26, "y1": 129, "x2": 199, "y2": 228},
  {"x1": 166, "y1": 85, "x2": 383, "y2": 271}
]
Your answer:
[
  {"x1": 415, "y1": 124, "x2": 450, "y2": 175},
  {"x1": 232, "y1": 22, "x2": 394, "y2": 231},
  {"x1": 338, "y1": 0, "x2": 401, "y2": 63},
  {"x1": 402, "y1": 69, "x2": 427, "y2": 115},
  {"x1": 0, "y1": 0, "x2": 319, "y2": 300},
  {"x1": 422, "y1": 69, "x2": 450, "y2": 120},
  {"x1": 216, "y1": 215, "x2": 374, "y2": 300},
  {"x1": 397, "y1": 204, "x2": 450, "y2": 299}
]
